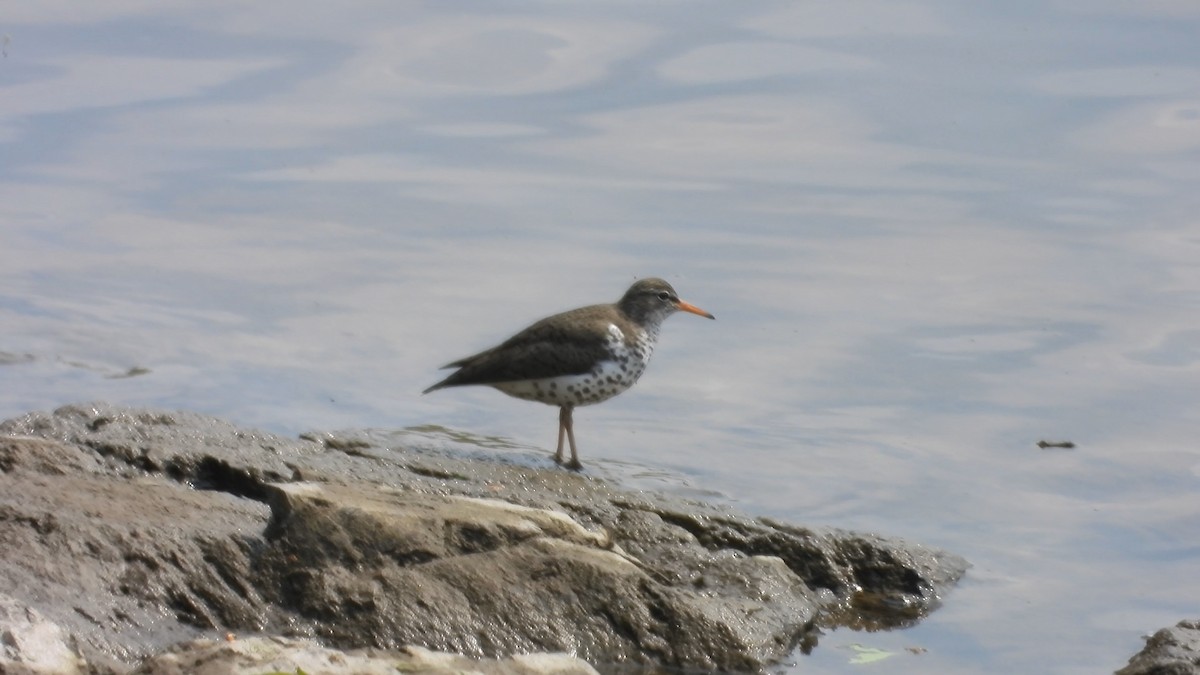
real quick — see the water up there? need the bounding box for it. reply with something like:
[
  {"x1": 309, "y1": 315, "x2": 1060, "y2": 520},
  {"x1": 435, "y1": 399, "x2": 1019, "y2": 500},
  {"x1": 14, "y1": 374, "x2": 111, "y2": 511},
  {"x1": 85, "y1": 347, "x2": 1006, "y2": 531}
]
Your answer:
[{"x1": 3, "y1": 2, "x2": 1199, "y2": 672}]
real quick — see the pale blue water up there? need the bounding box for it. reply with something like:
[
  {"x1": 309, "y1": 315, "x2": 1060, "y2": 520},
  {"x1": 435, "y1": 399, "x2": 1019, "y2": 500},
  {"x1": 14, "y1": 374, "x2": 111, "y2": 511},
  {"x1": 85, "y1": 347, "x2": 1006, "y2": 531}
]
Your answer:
[{"x1": 3, "y1": 3, "x2": 1199, "y2": 673}]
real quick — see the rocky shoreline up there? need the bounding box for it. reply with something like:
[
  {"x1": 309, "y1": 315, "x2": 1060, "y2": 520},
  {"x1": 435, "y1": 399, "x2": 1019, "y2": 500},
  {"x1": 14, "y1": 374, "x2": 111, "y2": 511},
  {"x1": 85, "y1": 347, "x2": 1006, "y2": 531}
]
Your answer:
[{"x1": 1, "y1": 402, "x2": 971, "y2": 673}]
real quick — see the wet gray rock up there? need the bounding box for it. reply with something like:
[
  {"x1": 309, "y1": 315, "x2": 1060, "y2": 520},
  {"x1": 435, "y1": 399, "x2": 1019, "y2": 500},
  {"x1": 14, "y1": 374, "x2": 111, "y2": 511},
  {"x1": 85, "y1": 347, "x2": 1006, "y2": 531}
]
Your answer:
[
  {"x1": 255, "y1": 482, "x2": 812, "y2": 670},
  {"x1": 0, "y1": 402, "x2": 968, "y2": 673},
  {"x1": 1116, "y1": 620, "x2": 1200, "y2": 675},
  {"x1": 130, "y1": 637, "x2": 598, "y2": 675}
]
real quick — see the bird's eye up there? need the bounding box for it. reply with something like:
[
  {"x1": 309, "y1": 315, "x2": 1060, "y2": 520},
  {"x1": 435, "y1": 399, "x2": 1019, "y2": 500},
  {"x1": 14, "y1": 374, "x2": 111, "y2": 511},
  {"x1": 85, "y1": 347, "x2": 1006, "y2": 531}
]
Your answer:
[{"x1": 657, "y1": 291, "x2": 672, "y2": 301}]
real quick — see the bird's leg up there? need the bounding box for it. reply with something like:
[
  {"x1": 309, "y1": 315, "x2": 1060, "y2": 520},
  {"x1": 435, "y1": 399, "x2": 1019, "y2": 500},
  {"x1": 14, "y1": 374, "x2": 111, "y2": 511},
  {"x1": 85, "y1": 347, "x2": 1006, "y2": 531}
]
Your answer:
[
  {"x1": 562, "y1": 405, "x2": 581, "y2": 471},
  {"x1": 554, "y1": 406, "x2": 582, "y2": 470},
  {"x1": 554, "y1": 406, "x2": 568, "y2": 465}
]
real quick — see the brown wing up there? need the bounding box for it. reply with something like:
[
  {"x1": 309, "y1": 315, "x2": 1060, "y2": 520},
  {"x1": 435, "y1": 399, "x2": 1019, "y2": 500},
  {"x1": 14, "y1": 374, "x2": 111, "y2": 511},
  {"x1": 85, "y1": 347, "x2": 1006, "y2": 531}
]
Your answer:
[{"x1": 422, "y1": 305, "x2": 614, "y2": 393}]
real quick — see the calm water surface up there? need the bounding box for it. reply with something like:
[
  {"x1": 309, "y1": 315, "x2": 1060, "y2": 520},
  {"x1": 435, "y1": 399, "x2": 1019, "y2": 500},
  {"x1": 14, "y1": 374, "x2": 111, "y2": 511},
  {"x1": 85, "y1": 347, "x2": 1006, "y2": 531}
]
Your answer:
[{"x1": 3, "y1": 2, "x2": 1199, "y2": 673}]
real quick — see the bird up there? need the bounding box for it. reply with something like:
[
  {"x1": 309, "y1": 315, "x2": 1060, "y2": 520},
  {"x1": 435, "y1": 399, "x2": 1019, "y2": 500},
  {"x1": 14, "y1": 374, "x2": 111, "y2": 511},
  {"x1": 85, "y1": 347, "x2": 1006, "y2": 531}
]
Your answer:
[{"x1": 423, "y1": 277, "x2": 714, "y2": 470}]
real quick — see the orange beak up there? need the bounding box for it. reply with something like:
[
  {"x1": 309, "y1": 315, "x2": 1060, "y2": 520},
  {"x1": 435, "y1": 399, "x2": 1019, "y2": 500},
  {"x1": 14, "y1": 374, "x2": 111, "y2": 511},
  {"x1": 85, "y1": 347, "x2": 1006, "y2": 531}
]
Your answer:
[{"x1": 676, "y1": 299, "x2": 715, "y2": 320}]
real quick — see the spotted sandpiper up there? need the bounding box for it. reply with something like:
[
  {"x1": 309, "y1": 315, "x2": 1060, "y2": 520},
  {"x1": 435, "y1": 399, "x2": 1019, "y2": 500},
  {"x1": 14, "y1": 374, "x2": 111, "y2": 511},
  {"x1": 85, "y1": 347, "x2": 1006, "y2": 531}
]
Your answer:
[{"x1": 423, "y1": 278, "x2": 714, "y2": 470}]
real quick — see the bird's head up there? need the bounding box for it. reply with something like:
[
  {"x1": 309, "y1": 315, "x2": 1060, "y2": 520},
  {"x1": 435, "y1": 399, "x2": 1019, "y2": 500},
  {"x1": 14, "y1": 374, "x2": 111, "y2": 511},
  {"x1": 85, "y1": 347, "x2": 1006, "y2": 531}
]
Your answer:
[{"x1": 619, "y1": 278, "x2": 715, "y2": 327}]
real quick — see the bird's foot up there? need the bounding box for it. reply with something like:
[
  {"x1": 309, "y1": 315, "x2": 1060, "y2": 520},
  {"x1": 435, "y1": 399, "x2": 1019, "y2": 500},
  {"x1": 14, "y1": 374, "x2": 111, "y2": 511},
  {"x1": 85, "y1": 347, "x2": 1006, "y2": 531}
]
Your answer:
[{"x1": 553, "y1": 454, "x2": 583, "y2": 471}]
